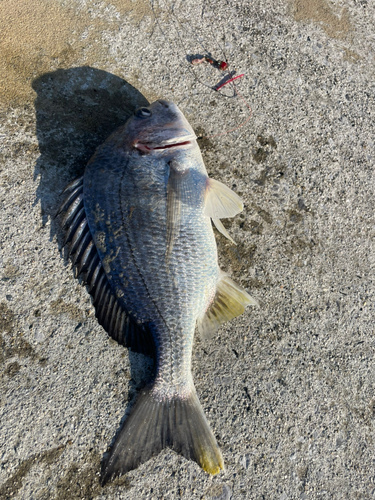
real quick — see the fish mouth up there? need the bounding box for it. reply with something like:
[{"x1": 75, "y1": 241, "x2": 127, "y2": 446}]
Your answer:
[{"x1": 134, "y1": 134, "x2": 196, "y2": 153}]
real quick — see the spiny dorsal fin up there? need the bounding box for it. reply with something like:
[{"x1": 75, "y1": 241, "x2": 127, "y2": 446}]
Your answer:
[
  {"x1": 204, "y1": 178, "x2": 243, "y2": 243},
  {"x1": 58, "y1": 177, "x2": 154, "y2": 357},
  {"x1": 198, "y1": 271, "x2": 259, "y2": 340}
]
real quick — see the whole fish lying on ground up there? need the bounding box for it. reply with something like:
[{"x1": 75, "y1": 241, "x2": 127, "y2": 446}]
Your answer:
[{"x1": 58, "y1": 99, "x2": 258, "y2": 484}]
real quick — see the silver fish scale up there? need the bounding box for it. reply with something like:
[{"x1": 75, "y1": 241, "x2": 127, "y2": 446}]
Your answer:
[{"x1": 84, "y1": 146, "x2": 218, "y2": 400}]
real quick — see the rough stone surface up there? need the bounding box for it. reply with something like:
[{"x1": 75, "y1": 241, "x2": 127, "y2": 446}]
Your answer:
[{"x1": 1, "y1": 0, "x2": 374, "y2": 499}]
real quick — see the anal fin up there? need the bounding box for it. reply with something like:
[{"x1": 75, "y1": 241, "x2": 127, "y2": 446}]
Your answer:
[{"x1": 198, "y1": 271, "x2": 259, "y2": 340}]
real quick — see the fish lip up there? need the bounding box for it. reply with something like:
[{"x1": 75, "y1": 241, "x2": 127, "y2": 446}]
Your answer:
[{"x1": 134, "y1": 134, "x2": 196, "y2": 152}]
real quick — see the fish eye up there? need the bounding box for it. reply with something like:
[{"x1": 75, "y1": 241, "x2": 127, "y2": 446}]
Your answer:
[{"x1": 135, "y1": 107, "x2": 152, "y2": 118}]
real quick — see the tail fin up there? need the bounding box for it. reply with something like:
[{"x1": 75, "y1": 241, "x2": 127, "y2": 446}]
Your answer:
[{"x1": 100, "y1": 388, "x2": 224, "y2": 485}]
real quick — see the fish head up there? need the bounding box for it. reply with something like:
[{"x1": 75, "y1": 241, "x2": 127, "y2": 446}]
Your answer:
[{"x1": 122, "y1": 100, "x2": 197, "y2": 155}]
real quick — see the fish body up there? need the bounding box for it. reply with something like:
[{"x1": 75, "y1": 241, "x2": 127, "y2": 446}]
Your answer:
[{"x1": 58, "y1": 99, "x2": 258, "y2": 483}]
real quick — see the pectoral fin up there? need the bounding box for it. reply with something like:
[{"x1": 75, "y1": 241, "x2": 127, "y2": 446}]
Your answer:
[
  {"x1": 166, "y1": 165, "x2": 190, "y2": 259},
  {"x1": 198, "y1": 271, "x2": 259, "y2": 340},
  {"x1": 204, "y1": 178, "x2": 243, "y2": 244}
]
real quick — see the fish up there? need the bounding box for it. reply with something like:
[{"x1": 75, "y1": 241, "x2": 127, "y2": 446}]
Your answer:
[{"x1": 57, "y1": 99, "x2": 258, "y2": 484}]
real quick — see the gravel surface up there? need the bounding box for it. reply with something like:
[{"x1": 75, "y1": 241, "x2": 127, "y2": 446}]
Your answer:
[{"x1": 1, "y1": 1, "x2": 374, "y2": 499}]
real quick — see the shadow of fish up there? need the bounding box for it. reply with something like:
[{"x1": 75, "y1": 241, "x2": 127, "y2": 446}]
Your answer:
[{"x1": 57, "y1": 99, "x2": 258, "y2": 484}]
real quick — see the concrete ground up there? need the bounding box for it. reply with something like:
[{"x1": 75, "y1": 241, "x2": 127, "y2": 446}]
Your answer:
[{"x1": 1, "y1": 0, "x2": 374, "y2": 498}]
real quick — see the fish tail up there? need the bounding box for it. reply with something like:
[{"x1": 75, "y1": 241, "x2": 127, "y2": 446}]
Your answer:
[{"x1": 100, "y1": 388, "x2": 224, "y2": 485}]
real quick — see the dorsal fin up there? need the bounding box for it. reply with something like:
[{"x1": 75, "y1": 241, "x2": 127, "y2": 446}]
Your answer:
[
  {"x1": 58, "y1": 177, "x2": 154, "y2": 357},
  {"x1": 198, "y1": 271, "x2": 258, "y2": 340},
  {"x1": 204, "y1": 178, "x2": 243, "y2": 243}
]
